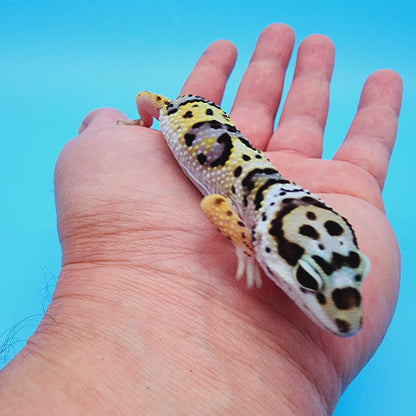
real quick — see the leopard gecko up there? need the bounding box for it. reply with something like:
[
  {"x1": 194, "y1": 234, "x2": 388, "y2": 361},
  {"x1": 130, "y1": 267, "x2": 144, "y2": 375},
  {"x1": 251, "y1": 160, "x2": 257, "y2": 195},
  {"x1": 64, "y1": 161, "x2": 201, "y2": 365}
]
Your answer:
[{"x1": 119, "y1": 91, "x2": 370, "y2": 337}]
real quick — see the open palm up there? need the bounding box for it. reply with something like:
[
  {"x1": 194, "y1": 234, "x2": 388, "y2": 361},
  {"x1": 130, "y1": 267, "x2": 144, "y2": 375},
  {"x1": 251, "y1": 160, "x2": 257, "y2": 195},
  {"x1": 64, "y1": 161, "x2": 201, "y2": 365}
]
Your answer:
[{"x1": 1, "y1": 24, "x2": 401, "y2": 415}]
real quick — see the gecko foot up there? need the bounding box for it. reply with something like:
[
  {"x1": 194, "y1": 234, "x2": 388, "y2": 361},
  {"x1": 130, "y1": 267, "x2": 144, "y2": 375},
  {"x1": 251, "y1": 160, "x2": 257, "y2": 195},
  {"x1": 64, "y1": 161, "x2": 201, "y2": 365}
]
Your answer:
[{"x1": 235, "y1": 246, "x2": 262, "y2": 289}]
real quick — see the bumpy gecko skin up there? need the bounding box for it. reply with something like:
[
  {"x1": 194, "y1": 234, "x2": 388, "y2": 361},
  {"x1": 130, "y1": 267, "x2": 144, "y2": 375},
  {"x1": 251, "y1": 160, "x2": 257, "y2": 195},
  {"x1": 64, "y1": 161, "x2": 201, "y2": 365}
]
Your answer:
[{"x1": 120, "y1": 91, "x2": 371, "y2": 337}]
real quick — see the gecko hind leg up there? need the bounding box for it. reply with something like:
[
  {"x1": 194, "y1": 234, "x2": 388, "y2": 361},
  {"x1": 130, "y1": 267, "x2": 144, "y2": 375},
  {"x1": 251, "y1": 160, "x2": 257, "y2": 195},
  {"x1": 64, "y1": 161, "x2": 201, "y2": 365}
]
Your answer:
[{"x1": 200, "y1": 194, "x2": 262, "y2": 289}]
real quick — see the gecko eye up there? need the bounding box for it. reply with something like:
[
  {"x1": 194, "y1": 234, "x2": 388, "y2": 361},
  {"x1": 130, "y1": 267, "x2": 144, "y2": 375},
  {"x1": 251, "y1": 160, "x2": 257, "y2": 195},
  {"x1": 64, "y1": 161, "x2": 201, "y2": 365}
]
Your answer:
[{"x1": 295, "y1": 260, "x2": 323, "y2": 292}]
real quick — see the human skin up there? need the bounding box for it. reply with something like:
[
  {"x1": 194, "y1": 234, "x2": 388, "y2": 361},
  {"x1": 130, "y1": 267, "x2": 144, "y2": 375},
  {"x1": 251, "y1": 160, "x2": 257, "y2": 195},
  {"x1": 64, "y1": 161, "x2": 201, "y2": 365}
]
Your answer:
[{"x1": 0, "y1": 24, "x2": 402, "y2": 415}]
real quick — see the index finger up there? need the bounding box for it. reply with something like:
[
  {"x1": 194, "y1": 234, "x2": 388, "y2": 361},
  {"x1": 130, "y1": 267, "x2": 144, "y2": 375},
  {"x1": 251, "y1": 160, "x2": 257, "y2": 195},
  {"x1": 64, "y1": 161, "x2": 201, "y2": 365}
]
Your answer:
[{"x1": 180, "y1": 40, "x2": 237, "y2": 103}]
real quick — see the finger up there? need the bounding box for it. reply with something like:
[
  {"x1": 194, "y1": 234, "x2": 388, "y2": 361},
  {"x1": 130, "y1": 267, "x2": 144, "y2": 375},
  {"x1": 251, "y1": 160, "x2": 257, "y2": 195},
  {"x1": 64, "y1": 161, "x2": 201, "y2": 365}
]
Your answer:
[
  {"x1": 269, "y1": 35, "x2": 335, "y2": 157},
  {"x1": 180, "y1": 40, "x2": 237, "y2": 104},
  {"x1": 79, "y1": 108, "x2": 126, "y2": 133},
  {"x1": 333, "y1": 70, "x2": 402, "y2": 190},
  {"x1": 229, "y1": 23, "x2": 295, "y2": 148}
]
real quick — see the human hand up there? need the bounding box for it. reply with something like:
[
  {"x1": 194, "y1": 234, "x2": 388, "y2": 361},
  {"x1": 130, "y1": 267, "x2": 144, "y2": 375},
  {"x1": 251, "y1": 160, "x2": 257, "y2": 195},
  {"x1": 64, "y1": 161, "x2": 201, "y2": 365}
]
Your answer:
[{"x1": 0, "y1": 24, "x2": 402, "y2": 415}]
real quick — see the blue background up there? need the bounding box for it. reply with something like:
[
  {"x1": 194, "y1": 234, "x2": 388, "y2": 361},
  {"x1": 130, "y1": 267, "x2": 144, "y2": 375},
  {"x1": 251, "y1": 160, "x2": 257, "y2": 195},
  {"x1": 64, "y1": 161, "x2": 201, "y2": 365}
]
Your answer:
[{"x1": 1, "y1": 1, "x2": 414, "y2": 414}]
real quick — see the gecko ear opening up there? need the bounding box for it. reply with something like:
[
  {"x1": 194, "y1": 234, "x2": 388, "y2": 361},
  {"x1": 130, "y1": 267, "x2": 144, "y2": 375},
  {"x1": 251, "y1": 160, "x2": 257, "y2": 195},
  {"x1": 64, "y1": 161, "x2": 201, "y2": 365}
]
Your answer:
[{"x1": 295, "y1": 259, "x2": 323, "y2": 292}]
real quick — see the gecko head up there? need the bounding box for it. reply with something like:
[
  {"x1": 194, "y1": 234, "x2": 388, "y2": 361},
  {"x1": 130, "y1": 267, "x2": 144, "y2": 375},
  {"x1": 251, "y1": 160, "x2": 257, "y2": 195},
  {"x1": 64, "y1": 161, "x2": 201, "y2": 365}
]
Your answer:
[
  {"x1": 259, "y1": 246, "x2": 370, "y2": 336},
  {"x1": 256, "y1": 199, "x2": 371, "y2": 337},
  {"x1": 291, "y1": 252, "x2": 370, "y2": 336}
]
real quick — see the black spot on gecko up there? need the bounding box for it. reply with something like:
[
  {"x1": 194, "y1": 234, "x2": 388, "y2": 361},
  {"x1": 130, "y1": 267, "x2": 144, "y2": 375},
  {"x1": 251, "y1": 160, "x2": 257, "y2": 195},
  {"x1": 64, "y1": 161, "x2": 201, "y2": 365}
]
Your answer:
[
  {"x1": 242, "y1": 154, "x2": 251, "y2": 161},
  {"x1": 237, "y1": 221, "x2": 245, "y2": 227},
  {"x1": 184, "y1": 133, "x2": 196, "y2": 146},
  {"x1": 324, "y1": 220, "x2": 344, "y2": 236},
  {"x1": 316, "y1": 293, "x2": 326, "y2": 305},
  {"x1": 306, "y1": 211, "x2": 317, "y2": 220},
  {"x1": 197, "y1": 153, "x2": 207, "y2": 165},
  {"x1": 231, "y1": 185, "x2": 236, "y2": 194},
  {"x1": 234, "y1": 166, "x2": 242, "y2": 177},
  {"x1": 183, "y1": 111, "x2": 193, "y2": 118},
  {"x1": 208, "y1": 120, "x2": 223, "y2": 129},
  {"x1": 205, "y1": 108, "x2": 214, "y2": 116},
  {"x1": 262, "y1": 213, "x2": 267, "y2": 221},
  {"x1": 265, "y1": 247, "x2": 271, "y2": 253},
  {"x1": 255, "y1": 154, "x2": 262, "y2": 159},
  {"x1": 191, "y1": 120, "x2": 224, "y2": 130},
  {"x1": 167, "y1": 108, "x2": 178, "y2": 116},
  {"x1": 299, "y1": 225, "x2": 320, "y2": 240}
]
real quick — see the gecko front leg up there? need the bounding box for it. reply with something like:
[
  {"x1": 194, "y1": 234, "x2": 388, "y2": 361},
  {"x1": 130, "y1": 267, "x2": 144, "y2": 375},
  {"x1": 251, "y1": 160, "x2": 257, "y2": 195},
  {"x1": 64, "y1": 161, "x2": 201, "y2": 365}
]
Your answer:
[{"x1": 200, "y1": 194, "x2": 262, "y2": 289}]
